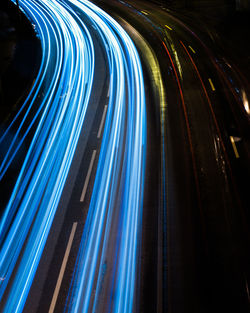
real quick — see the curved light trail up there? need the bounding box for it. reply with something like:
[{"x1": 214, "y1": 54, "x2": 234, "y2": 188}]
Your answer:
[
  {"x1": 0, "y1": 0, "x2": 146, "y2": 312},
  {"x1": 63, "y1": 1, "x2": 146, "y2": 312},
  {"x1": 0, "y1": 0, "x2": 94, "y2": 311}
]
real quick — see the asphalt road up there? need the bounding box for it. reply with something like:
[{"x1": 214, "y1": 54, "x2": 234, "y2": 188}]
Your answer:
[
  {"x1": 92, "y1": 1, "x2": 250, "y2": 313},
  {"x1": 0, "y1": 1, "x2": 249, "y2": 313},
  {"x1": 24, "y1": 10, "x2": 109, "y2": 313},
  {"x1": 98, "y1": 1, "x2": 249, "y2": 312},
  {"x1": 1, "y1": 1, "x2": 146, "y2": 313}
]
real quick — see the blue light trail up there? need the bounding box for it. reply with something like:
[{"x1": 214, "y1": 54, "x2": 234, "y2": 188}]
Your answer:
[
  {"x1": 0, "y1": 0, "x2": 146, "y2": 312},
  {"x1": 0, "y1": 0, "x2": 94, "y2": 311},
  {"x1": 63, "y1": 2, "x2": 146, "y2": 312}
]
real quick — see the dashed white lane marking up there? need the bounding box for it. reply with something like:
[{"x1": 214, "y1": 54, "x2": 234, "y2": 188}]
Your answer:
[
  {"x1": 48, "y1": 222, "x2": 78, "y2": 313},
  {"x1": 80, "y1": 150, "x2": 97, "y2": 202},
  {"x1": 97, "y1": 105, "x2": 108, "y2": 139}
]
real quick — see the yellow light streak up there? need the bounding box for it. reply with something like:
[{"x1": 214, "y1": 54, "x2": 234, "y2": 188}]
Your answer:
[
  {"x1": 188, "y1": 45, "x2": 196, "y2": 54},
  {"x1": 165, "y1": 24, "x2": 172, "y2": 31},
  {"x1": 230, "y1": 136, "x2": 240, "y2": 158},
  {"x1": 208, "y1": 78, "x2": 215, "y2": 91}
]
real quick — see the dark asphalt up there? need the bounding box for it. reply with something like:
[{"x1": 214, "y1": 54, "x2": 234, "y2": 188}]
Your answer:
[
  {"x1": 93, "y1": 1, "x2": 250, "y2": 312},
  {"x1": 1, "y1": 1, "x2": 249, "y2": 313},
  {"x1": 23, "y1": 13, "x2": 109, "y2": 313}
]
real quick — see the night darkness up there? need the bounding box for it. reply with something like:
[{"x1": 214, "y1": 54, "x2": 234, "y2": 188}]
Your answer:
[{"x1": 0, "y1": 1, "x2": 249, "y2": 312}]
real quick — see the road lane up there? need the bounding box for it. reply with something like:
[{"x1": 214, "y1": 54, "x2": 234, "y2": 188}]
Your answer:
[
  {"x1": 60, "y1": 2, "x2": 146, "y2": 312},
  {"x1": 6, "y1": 1, "x2": 147, "y2": 313},
  {"x1": 0, "y1": 0, "x2": 95, "y2": 311},
  {"x1": 92, "y1": 1, "x2": 250, "y2": 312},
  {"x1": 1, "y1": 0, "x2": 249, "y2": 312}
]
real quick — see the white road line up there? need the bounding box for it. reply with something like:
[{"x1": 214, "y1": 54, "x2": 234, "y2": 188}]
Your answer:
[
  {"x1": 97, "y1": 105, "x2": 108, "y2": 139},
  {"x1": 48, "y1": 222, "x2": 78, "y2": 313},
  {"x1": 107, "y1": 83, "x2": 110, "y2": 97},
  {"x1": 80, "y1": 150, "x2": 97, "y2": 202}
]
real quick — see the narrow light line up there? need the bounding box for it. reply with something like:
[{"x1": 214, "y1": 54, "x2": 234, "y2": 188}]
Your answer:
[
  {"x1": 165, "y1": 24, "x2": 172, "y2": 31},
  {"x1": 48, "y1": 222, "x2": 78, "y2": 313},
  {"x1": 97, "y1": 105, "x2": 108, "y2": 139},
  {"x1": 107, "y1": 83, "x2": 110, "y2": 98},
  {"x1": 80, "y1": 150, "x2": 97, "y2": 202},
  {"x1": 208, "y1": 78, "x2": 216, "y2": 91},
  {"x1": 230, "y1": 136, "x2": 240, "y2": 158},
  {"x1": 188, "y1": 45, "x2": 196, "y2": 54},
  {"x1": 141, "y1": 10, "x2": 148, "y2": 15}
]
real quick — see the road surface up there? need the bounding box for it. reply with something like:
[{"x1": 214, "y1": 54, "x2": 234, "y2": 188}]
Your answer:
[{"x1": 0, "y1": 1, "x2": 249, "y2": 313}]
